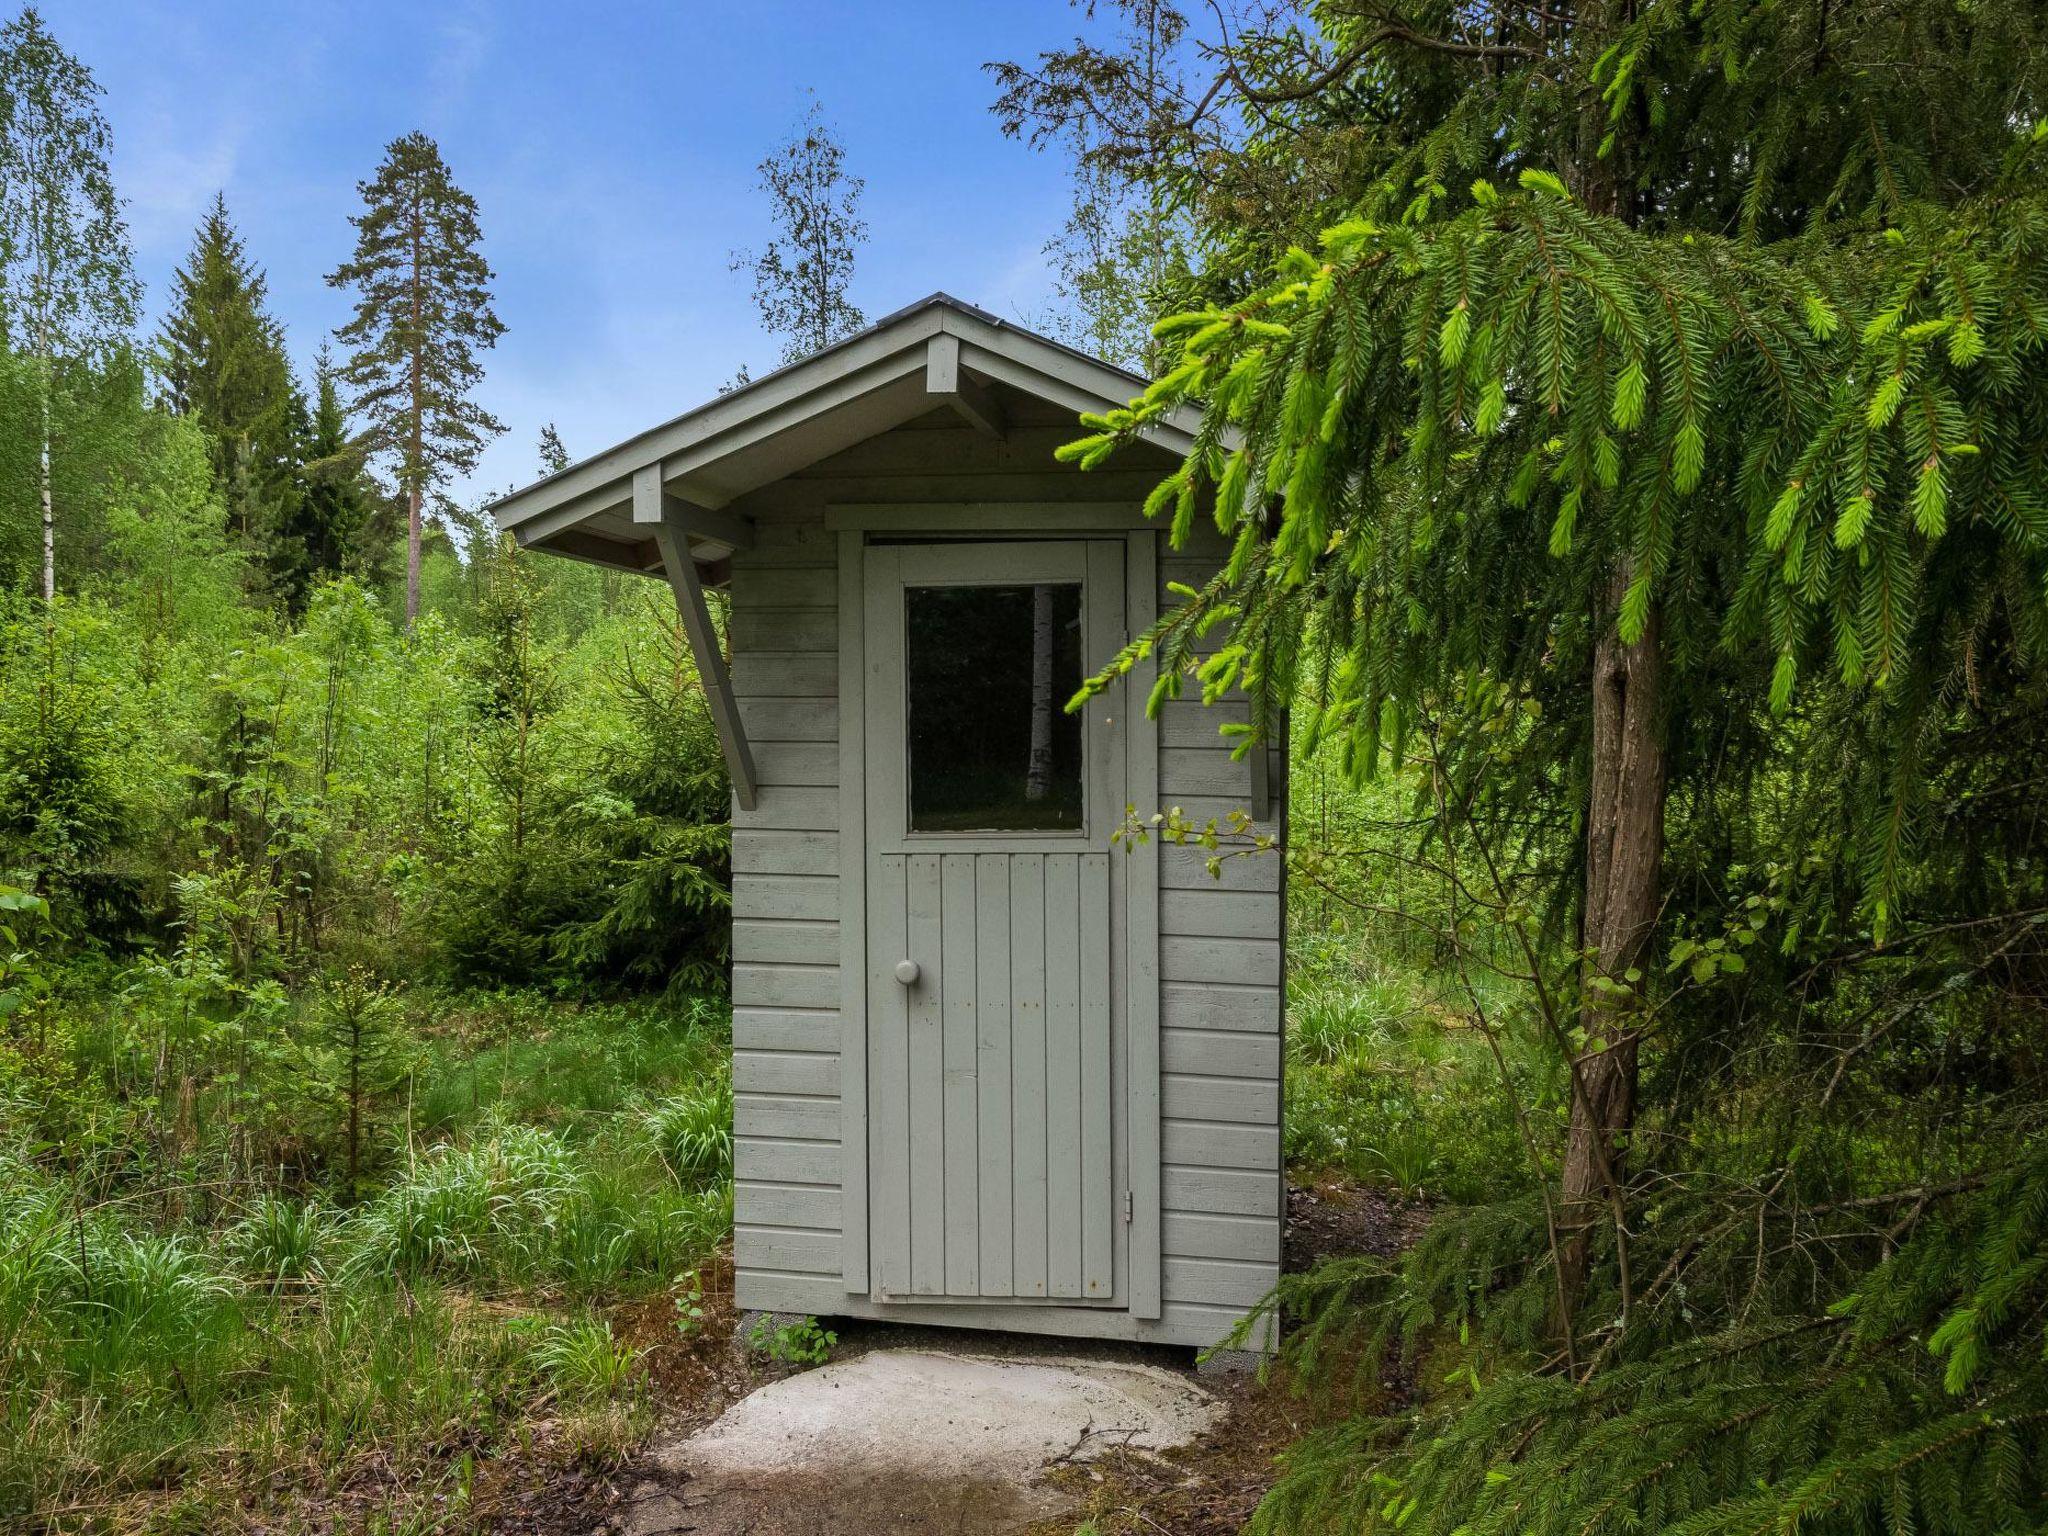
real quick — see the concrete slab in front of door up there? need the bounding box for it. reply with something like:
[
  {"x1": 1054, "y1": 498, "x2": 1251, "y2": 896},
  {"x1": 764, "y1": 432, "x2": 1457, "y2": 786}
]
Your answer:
[{"x1": 625, "y1": 1348, "x2": 1221, "y2": 1535}]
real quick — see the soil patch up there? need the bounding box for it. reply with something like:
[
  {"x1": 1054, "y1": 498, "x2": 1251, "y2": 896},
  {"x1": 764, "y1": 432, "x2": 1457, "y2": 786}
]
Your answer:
[
  {"x1": 610, "y1": 1466, "x2": 1040, "y2": 1536},
  {"x1": 1285, "y1": 1172, "x2": 1434, "y2": 1273}
]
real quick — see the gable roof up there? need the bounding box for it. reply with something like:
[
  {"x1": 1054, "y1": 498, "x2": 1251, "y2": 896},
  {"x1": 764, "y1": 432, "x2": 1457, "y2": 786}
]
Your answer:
[{"x1": 485, "y1": 293, "x2": 1208, "y2": 577}]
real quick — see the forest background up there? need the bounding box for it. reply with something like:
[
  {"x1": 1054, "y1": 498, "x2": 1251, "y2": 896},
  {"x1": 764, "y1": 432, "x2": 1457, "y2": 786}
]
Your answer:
[{"x1": 5, "y1": 3, "x2": 2048, "y2": 1535}]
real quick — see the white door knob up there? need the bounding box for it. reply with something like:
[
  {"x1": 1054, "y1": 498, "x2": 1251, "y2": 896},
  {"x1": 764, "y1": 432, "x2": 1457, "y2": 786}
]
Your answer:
[{"x1": 894, "y1": 958, "x2": 921, "y2": 986}]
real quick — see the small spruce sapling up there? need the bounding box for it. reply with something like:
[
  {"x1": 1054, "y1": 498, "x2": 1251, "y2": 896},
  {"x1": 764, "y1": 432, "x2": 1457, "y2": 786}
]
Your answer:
[{"x1": 310, "y1": 966, "x2": 408, "y2": 1201}]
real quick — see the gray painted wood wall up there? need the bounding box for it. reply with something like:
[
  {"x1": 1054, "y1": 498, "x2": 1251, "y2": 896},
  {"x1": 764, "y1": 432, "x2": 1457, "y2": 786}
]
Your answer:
[{"x1": 727, "y1": 401, "x2": 1283, "y2": 1349}]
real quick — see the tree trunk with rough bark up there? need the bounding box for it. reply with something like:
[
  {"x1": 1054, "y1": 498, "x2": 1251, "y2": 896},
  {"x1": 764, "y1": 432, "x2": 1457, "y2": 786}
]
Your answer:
[
  {"x1": 1558, "y1": 574, "x2": 1666, "y2": 1303},
  {"x1": 404, "y1": 193, "x2": 424, "y2": 632},
  {"x1": 1550, "y1": 0, "x2": 1666, "y2": 1317}
]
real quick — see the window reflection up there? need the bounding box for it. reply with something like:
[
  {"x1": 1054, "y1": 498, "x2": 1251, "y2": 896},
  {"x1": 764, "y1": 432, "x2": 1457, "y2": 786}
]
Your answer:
[{"x1": 905, "y1": 583, "x2": 1084, "y2": 831}]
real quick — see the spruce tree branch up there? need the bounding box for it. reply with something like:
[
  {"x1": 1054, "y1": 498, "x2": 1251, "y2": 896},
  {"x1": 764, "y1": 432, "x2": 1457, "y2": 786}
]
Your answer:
[
  {"x1": 1415, "y1": 712, "x2": 1639, "y2": 1355},
  {"x1": 1422, "y1": 727, "x2": 1582, "y2": 1372},
  {"x1": 1204, "y1": 8, "x2": 1540, "y2": 118}
]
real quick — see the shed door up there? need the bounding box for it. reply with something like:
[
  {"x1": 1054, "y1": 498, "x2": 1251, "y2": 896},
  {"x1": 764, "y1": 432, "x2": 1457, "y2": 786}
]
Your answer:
[{"x1": 862, "y1": 540, "x2": 1126, "y2": 1304}]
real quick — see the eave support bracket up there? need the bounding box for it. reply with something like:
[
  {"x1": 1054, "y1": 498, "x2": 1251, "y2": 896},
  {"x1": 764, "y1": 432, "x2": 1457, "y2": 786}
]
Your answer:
[
  {"x1": 926, "y1": 333, "x2": 1006, "y2": 441},
  {"x1": 638, "y1": 464, "x2": 759, "y2": 813}
]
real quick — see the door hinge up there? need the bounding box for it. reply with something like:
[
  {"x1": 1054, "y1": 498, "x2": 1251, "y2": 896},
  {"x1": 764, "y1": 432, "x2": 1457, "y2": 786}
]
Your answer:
[{"x1": 1123, "y1": 1190, "x2": 1134, "y2": 1224}]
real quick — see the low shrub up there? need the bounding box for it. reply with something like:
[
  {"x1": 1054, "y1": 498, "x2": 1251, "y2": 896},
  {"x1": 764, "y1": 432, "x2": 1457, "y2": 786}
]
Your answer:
[{"x1": 225, "y1": 1194, "x2": 334, "y2": 1284}]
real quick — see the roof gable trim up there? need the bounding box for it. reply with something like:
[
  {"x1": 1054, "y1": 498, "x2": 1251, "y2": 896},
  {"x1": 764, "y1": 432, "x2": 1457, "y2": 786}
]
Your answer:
[{"x1": 489, "y1": 297, "x2": 1204, "y2": 546}]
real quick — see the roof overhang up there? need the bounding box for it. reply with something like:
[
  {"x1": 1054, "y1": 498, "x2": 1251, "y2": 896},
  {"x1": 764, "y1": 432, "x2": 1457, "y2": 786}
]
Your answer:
[{"x1": 485, "y1": 293, "x2": 1211, "y2": 579}]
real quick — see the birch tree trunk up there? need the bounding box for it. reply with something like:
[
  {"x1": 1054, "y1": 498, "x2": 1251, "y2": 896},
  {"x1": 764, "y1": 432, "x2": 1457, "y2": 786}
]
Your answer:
[
  {"x1": 1025, "y1": 584, "x2": 1056, "y2": 801},
  {"x1": 39, "y1": 364, "x2": 54, "y2": 605}
]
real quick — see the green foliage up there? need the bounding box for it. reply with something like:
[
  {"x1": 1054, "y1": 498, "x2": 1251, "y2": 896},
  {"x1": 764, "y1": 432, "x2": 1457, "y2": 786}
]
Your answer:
[
  {"x1": 0, "y1": 17, "x2": 739, "y2": 1532},
  {"x1": 1074, "y1": 12, "x2": 2048, "y2": 954},
  {"x1": 1102, "y1": 179, "x2": 2048, "y2": 928},
  {"x1": 0, "y1": 602, "x2": 131, "y2": 934},
  {"x1": 548, "y1": 612, "x2": 734, "y2": 991},
  {"x1": 988, "y1": 1, "x2": 1202, "y2": 373},
  {"x1": 526, "y1": 1315, "x2": 642, "y2": 1402},
  {"x1": 1248, "y1": 1149, "x2": 2048, "y2": 1535},
  {"x1": 646, "y1": 1066, "x2": 736, "y2": 1186},
  {"x1": 307, "y1": 966, "x2": 410, "y2": 1197},
  {"x1": 223, "y1": 1194, "x2": 333, "y2": 1285},
  {"x1": 0, "y1": 989, "x2": 733, "y2": 1526},
  {"x1": 0, "y1": 880, "x2": 46, "y2": 1021},
  {"x1": 0, "y1": 7, "x2": 137, "y2": 365},
  {"x1": 1060, "y1": 11, "x2": 2048, "y2": 1533},
  {"x1": 327, "y1": 129, "x2": 504, "y2": 624},
  {"x1": 410, "y1": 991, "x2": 728, "y2": 1136},
  {"x1": 732, "y1": 93, "x2": 868, "y2": 364},
  {"x1": 672, "y1": 1267, "x2": 708, "y2": 1337},
  {"x1": 327, "y1": 130, "x2": 505, "y2": 510},
  {"x1": 1262, "y1": 737, "x2": 2048, "y2": 1532},
  {"x1": 1283, "y1": 951, "x2": 1539, "y2": 1204},
  {"x1": 0, "y1": 551, "x2": 731, "y2": 994},
  {"x1": 154, "y1": 192, "x2": 307, "y2": 596},
  {"x1": 283, "y1": 346, "x2": 387, "y2": 602},
  {"x1": 748, "y1": 1313, "x2": 837, "y2": 1367},
  {"x1": 0, "y1": 346, "x2": 153, "y2": 591},
  {"x1": 339, "y1": 1116, "x2": 729, "y2": 1291},
  {"x1": 0, "y1": 5, "x2": 139, "y2": 602}
]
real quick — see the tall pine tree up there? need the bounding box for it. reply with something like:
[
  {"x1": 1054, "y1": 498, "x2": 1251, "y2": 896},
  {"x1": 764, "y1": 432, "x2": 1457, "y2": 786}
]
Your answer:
[
  {"x1": 155, "y1": 192, "x2": 303, "y2": 587},
  {"x1": 0, "y1": 6, "x2": 137, "y2": 604},
  {"x1": 326, "y1": 131, "x2": 503, "y2": 629}
]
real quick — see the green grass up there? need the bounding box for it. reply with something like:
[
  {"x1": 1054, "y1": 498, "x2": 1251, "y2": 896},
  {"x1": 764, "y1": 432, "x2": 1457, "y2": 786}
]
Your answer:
[
  {"x1": 338, "y1": 1118, "x2": 730, "y2": 1290},
  {"x1": 526, "y1": 1315, "x2": 643, "y2": 1401},
  {"x1": 411, "y1": 990, "x2": 729, "y2": 1138},
  {"x1": 1281, "y1": 944, "x2": 1552, "y2": 1203},
  {"x1": 645, "y1": 1067, "x2": 736, "y2": 1184},
  {"x1": 0, "y1": 989, "x2": 733, "y2": 1534}
]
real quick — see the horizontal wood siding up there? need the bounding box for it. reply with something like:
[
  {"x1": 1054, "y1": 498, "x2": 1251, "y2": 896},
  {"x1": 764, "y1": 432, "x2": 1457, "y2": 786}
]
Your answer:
[
  {"x1": 730, "y1": 501, "x2": 843, "y2": 1285},
  {"x1": 725, "y1": 407, "x2": 1283, "y2": 1345},
  {"x1": 1154, "y1": 552, "x2": 1286, "y2": 1319}
]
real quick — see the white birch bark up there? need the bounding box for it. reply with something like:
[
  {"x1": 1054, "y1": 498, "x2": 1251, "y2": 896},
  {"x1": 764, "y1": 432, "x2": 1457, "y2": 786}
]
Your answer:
[
  {"x1": 39, "y1": 368, "x2": 53, "y2": 604},
  {"x1": 1025, "y1": 584, "x2": 1056, "y2": 801}
]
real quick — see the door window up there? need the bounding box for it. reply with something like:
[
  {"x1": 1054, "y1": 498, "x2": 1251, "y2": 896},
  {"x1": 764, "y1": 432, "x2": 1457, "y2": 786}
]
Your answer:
[{"x1": 904, "y1": 582, "x2": 1084, "y2": 831}]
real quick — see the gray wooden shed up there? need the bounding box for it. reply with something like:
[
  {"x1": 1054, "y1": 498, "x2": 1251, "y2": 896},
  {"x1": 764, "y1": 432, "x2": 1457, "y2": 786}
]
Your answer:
[{"x1": 489, "y1": 295, "x2": 1283, "y2": 1351}]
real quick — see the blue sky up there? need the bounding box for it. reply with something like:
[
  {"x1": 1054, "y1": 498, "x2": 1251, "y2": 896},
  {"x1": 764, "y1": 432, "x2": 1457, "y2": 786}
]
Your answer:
[{"x1": 50, "y1": 1, "x2": 1092, "y2": 503}]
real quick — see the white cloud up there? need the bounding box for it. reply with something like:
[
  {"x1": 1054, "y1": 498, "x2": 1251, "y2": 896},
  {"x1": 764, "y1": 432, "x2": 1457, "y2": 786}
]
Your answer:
[
  {"x1": 119, "y1": 108, "x2": 246, "y2": 256},
  {"x1": 425, "y1": 4, "x2": 494, "y2": 125}
]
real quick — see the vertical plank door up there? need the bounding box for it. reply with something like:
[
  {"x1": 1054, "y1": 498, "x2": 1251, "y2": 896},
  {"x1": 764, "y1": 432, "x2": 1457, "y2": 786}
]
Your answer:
[
  {"x1": 868, "y1": 850, "x2": 1112, "y2": 1300},
  {"x1": 861, "y1": 540, "x2": 1125, "y2": 1306}
]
